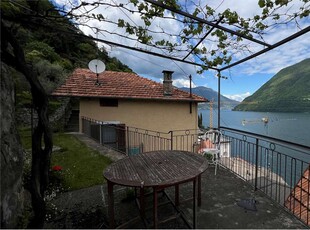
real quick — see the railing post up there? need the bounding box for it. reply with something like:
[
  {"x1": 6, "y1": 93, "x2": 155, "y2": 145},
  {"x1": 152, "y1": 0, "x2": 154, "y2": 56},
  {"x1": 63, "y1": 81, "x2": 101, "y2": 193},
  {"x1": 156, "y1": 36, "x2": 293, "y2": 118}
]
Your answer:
[
  {"x1": 254, "y1": 138, "x2": 259, "y2": 191},
  {"x1": 81, "y1": 117, "x2": 84, "y2": 133},
  {"x1": 170, "y1": 131, "x2": 173, "y2": 150},
  {"x1": 127, "y1": 126, "x2": 130, "y2": 155},
  {"x1": 99, "y1": 124, "x2": 102, "y2": 145}
]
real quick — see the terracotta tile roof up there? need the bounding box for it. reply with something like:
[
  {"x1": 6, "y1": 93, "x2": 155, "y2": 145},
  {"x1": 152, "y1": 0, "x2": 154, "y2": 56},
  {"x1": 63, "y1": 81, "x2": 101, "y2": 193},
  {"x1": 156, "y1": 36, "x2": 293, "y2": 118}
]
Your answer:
[
  {"x1": 285, "y1": 166, "x2": 310, "y2": 226},
  {"x1": 52, "y1": 69, "x2": 207, "y2": 102}
]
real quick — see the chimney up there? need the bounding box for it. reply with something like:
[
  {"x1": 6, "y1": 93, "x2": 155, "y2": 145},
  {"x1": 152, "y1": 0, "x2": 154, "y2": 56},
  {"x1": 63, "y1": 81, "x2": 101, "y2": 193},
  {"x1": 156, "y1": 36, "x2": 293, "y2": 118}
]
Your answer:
[{"x1": 162, "y1": 70, "x2": 174, "y2": 96}]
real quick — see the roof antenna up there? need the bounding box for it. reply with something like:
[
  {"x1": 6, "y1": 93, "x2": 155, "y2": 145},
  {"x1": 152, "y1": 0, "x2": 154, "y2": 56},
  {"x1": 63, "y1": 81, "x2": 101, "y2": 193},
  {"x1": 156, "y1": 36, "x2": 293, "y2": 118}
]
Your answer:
[{"x1": 88, "y1": 28, "x2": 106, "y2": 86}]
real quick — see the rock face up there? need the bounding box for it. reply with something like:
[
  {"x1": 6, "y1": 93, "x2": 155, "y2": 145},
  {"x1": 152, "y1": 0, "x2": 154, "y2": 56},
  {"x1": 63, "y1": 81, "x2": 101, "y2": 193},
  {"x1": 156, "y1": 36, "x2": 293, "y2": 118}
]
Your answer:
[{"x1": 1, "y1": 63, "x2": 24, "y2": 228}]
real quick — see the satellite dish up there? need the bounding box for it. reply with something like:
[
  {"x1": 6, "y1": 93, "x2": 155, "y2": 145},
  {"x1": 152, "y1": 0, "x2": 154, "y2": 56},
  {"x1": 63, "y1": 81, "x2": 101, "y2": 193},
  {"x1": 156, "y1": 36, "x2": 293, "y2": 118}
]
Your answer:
[{"x1": 88, "y1": 59, "x2": 106, "y2": 74}]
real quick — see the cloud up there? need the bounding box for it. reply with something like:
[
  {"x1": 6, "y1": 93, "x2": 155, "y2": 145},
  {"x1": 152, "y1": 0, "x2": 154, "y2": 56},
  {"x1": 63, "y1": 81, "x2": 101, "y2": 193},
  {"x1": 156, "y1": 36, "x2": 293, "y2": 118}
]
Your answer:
[
  {"x1": 224, "y1": 92, "x2": 251, "y2": 102},
  {"x1": 109, "y1": 47, "x2": 198, "y2": 79},
  {"x1": 236, "y1": 33, "x2": 310, "y2": 75},
  {"x1": 173, "y1": 78, "x2": 197, "y2": 88}
]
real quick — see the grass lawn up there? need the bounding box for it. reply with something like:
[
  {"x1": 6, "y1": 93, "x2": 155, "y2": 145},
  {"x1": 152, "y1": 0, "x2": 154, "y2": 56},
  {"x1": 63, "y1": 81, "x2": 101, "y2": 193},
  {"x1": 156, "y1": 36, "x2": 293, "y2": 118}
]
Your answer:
[{"x1": 19, "y1": 128, "x2": 113, "y2": 191}]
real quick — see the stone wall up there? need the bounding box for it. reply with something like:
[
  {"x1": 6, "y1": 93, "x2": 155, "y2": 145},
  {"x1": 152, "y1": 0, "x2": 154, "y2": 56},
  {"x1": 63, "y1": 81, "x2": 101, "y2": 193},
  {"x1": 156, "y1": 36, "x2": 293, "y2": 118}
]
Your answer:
[
  {"x1": 16, "y1": 97, "x2": 71, "y2": 132},
  {"x1": 1, "y1": 63, "x2": 24, "y2": 228}
]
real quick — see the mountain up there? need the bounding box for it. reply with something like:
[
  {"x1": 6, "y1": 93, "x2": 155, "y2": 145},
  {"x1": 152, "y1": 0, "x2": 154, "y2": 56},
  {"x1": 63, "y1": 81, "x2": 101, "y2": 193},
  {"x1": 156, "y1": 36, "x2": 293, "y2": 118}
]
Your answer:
[
  {"x1": 180, "y1": 86, "x2": 240, "y2": 110},
  {"x1": 234, "y1": 59, "x2": 310, "y2": 112}
]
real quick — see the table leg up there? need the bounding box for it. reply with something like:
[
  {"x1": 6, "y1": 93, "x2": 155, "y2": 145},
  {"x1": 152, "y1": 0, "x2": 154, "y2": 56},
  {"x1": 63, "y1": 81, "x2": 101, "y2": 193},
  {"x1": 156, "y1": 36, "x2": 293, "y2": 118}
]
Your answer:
[
  {"x1": 193, "y1": 178, "x2": 197, "y2": 229},
  {"x1": 139, "y1": 187, "x2": 145, "y2": 218},
  {"x1": 153, "y1": 187, "x2": 158, "y2": 229},
  {"x1": 107, "y1": 181, "x2": 115, "y2": 228},
  {"x1": 198, "y1": 175, "x2": 202, "y2": 207},
  {"x1": 175, "y1": 184, "x2": 180, "y2": 206}
]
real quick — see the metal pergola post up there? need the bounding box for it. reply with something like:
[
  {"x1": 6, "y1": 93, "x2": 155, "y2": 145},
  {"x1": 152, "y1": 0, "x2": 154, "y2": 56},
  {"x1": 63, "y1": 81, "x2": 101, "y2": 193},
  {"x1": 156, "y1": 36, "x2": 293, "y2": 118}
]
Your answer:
[{"x1": 217, "y1": 71, "x2": 221, "y2": 129}]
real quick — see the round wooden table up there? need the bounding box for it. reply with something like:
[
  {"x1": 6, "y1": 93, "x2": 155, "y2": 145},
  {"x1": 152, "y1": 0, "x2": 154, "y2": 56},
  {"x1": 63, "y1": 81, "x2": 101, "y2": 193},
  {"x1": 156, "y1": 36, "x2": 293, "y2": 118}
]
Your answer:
[{"x1": 103, "y1": 150, "x2": 208, "y2": 228}]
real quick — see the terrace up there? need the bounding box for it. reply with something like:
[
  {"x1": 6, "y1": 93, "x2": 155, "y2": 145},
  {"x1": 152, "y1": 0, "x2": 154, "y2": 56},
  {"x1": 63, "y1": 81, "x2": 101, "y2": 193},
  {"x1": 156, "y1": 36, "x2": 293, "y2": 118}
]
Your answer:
[
  {"x1": 47, "y1": 2, "x2": 310, "y2": 227},
  {"x1": 76, "y1": 117, "x2": 310, "y2": 228}
]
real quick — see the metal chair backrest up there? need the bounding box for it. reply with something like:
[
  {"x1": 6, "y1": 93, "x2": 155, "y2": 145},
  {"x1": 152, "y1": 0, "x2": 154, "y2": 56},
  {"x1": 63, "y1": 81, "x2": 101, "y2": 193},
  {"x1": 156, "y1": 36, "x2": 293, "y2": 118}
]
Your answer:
[{"x1": 203, "y1": 129, "x2": 222, "y2": 150}]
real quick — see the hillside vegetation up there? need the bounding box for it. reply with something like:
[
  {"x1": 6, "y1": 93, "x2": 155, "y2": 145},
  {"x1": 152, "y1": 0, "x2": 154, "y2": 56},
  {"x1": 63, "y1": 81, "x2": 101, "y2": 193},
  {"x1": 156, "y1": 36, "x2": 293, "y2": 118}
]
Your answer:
[
  {"x1": 234, "y1": 59, "x2": 310, "y2": 112},
  {"x1": 2, "y1": 0, "x2": 132, "y2": 115}
]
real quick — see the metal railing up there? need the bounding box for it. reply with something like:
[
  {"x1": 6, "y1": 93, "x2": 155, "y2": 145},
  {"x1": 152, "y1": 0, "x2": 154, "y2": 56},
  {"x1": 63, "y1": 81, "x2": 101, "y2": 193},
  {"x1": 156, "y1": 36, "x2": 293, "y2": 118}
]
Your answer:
[
  {"x1": 82, "y1": 117, "x2": 201, "y2": 155},
  {"x1": 220, "y1": 126, "x2": 310, "y2": 226},
  {"x1": 81, "y1": 117, "x2": 309, "y2": 226},
  {"x1": 82, "y1": 117, "x2": 172, "y2": 154}
]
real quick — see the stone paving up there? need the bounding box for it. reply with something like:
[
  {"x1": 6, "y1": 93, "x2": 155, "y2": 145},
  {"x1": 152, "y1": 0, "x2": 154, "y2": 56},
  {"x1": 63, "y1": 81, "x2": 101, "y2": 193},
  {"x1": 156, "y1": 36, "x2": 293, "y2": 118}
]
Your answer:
[{"x1": 44, "y1": 133, "x2": 307, "y2": 229}]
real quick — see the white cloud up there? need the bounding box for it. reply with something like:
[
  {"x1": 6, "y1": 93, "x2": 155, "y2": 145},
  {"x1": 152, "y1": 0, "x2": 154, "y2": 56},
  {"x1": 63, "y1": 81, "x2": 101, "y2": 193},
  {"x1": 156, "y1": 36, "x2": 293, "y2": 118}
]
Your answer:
[
  {"x1": 237, "y1": 33, "x2": 310, "y2": 75},
  {"x1": 173, "y1": 78, "x2": 197, "y2": 88},
  {"x1": 224, "y1": 92, "x2": 251, "y2": 102},
  {"x1": 108, "y1": 46, "x2": 199, "y2": 80}
]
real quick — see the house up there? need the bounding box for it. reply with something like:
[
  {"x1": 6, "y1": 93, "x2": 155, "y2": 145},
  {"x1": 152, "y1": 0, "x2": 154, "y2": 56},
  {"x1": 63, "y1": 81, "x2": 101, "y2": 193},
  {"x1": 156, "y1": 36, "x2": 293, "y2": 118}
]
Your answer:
[{"x1": 52, "y1": 68, "x2": 207, "y2": 135}]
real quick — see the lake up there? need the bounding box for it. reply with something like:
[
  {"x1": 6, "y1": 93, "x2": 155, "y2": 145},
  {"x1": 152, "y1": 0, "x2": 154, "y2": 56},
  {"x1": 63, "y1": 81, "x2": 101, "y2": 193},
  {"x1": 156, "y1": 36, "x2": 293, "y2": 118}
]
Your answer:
[
  {"x1": 199, "y1": 110, "x2": 310, "y2": 186},
  {"x1": 199, "y1": 110, "x2": 310, "y2": 147}
]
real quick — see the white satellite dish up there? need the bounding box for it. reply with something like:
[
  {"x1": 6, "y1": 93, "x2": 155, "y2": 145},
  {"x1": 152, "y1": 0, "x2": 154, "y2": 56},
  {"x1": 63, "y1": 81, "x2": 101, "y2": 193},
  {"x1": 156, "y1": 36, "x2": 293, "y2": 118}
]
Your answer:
[{"x1": 88, "y1": 59, "x2": 106, "y2": 74}]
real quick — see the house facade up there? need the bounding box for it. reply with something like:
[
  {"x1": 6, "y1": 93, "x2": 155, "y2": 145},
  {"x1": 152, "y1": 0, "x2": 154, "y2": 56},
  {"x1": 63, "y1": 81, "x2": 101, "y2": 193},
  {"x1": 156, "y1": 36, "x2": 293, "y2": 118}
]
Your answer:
[
  {"x1": 52, "y1": 69, "x2": 207, "y2": 153},
  {"x1": 53, "y1": 68, "x2": 207, "y2": 132},
  {"x1": 80, "y1": 98, "x2": 199, "y2": 133}
]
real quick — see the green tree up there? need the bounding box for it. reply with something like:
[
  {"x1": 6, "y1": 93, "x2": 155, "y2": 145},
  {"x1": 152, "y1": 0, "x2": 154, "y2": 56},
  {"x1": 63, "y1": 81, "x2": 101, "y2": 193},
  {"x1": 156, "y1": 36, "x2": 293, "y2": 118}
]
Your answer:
[
  {"x1": 1, "y1": 0, "x2": 132, "y2": 227},
  {"x1": 198, "y1": 113, "x2": 204, "y2": 129},
  {"x1": 2, "y1": 20, "x2": 53, "y2": 228}
]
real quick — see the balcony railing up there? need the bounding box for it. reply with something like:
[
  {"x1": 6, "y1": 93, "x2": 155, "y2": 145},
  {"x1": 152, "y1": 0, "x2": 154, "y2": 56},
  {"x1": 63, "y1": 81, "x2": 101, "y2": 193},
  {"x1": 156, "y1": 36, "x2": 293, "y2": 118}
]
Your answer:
[
  {"x1": 81, "y1": 117, "x2": 310, "y2": 226},
  {"x1": 81, "y1": 117, "x2": 201, "y2": 154},
  {"x1": 220, "y1": 126, "x2": 310, "y2": 226}
]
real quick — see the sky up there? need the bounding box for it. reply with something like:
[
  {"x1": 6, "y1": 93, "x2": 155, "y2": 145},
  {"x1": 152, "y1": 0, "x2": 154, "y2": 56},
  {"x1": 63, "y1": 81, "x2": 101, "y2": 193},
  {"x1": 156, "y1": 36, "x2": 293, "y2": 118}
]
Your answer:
[{"x1": 53, "y1": 0, "x2": 310, "y2": 102}]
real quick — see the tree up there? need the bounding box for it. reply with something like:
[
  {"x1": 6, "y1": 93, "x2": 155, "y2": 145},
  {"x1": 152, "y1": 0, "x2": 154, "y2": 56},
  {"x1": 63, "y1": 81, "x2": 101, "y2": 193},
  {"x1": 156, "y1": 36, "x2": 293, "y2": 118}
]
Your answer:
[
  {"x1": 1, "y1": 0, "x2": 57, "y2": 226},
  {"x1": 1, "y1": 20, "x2": 53, "y2": 228},
  {"x1": 198, "y1": 113, "x2": 204, "y2": 129},
  {"x1": 1, "y1": 0, "x2": 132, "y2": 227}
]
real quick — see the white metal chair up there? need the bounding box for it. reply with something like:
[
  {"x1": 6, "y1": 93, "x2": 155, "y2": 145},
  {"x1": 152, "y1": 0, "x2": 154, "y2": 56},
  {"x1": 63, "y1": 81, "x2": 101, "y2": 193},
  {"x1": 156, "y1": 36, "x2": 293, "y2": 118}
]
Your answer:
[{"x1": 201, "y1": 129, "x2": 222, "y2": 175}]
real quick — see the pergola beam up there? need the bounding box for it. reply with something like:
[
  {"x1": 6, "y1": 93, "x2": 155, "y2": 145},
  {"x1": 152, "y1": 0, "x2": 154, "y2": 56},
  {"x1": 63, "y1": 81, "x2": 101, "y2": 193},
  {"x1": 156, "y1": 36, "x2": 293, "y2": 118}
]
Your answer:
[
  {"x1": 220, "y1": 25, "x2": 310, "y2": 71},
  {"x1": 12, "y1": 17, "x2": 220, "y2": 71},
  {"x1": 144, "y1": 0, "x2": 271, "y2": 47},
  {"x1": 79, "y1": 33, "x2": 220, "y2": 71},
  {"x1": 182, "y1": 16, "x2": 224, "y2": 61}
]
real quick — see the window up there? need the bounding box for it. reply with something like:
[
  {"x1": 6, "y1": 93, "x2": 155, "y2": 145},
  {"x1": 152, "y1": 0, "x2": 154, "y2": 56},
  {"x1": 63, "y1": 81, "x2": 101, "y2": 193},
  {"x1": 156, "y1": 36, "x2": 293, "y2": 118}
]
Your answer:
[{"x1": 100, "y1": 98, "x2": 118, "y2": 107}]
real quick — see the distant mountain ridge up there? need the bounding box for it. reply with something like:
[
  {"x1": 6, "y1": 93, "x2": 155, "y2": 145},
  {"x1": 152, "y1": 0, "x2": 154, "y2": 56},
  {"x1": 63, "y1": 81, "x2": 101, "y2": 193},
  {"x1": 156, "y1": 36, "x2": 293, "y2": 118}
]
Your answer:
[
  {"x1": 179, "y1": 86, "x2": 240, "y2": 110},
  {"x1": 234, "y1": 58, "x2": 310, "y2": 112}
]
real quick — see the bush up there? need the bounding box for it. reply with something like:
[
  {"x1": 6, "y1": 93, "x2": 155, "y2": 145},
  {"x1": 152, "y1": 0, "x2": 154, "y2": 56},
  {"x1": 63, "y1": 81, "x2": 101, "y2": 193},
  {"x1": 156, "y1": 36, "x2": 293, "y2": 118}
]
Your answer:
[
  {"x1": 25, "y1": 41, "x2": 61, "y2": 63},
  {"x1": 34, "y1": 60, "x2": 65, "y2": 94}
]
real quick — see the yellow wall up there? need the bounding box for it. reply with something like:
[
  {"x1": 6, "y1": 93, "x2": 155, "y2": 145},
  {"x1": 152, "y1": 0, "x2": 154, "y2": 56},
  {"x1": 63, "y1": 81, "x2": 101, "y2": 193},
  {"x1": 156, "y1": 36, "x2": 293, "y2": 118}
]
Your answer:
[{"x1": 79, "y1": 98, "x2": 198, "y2": 133}]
